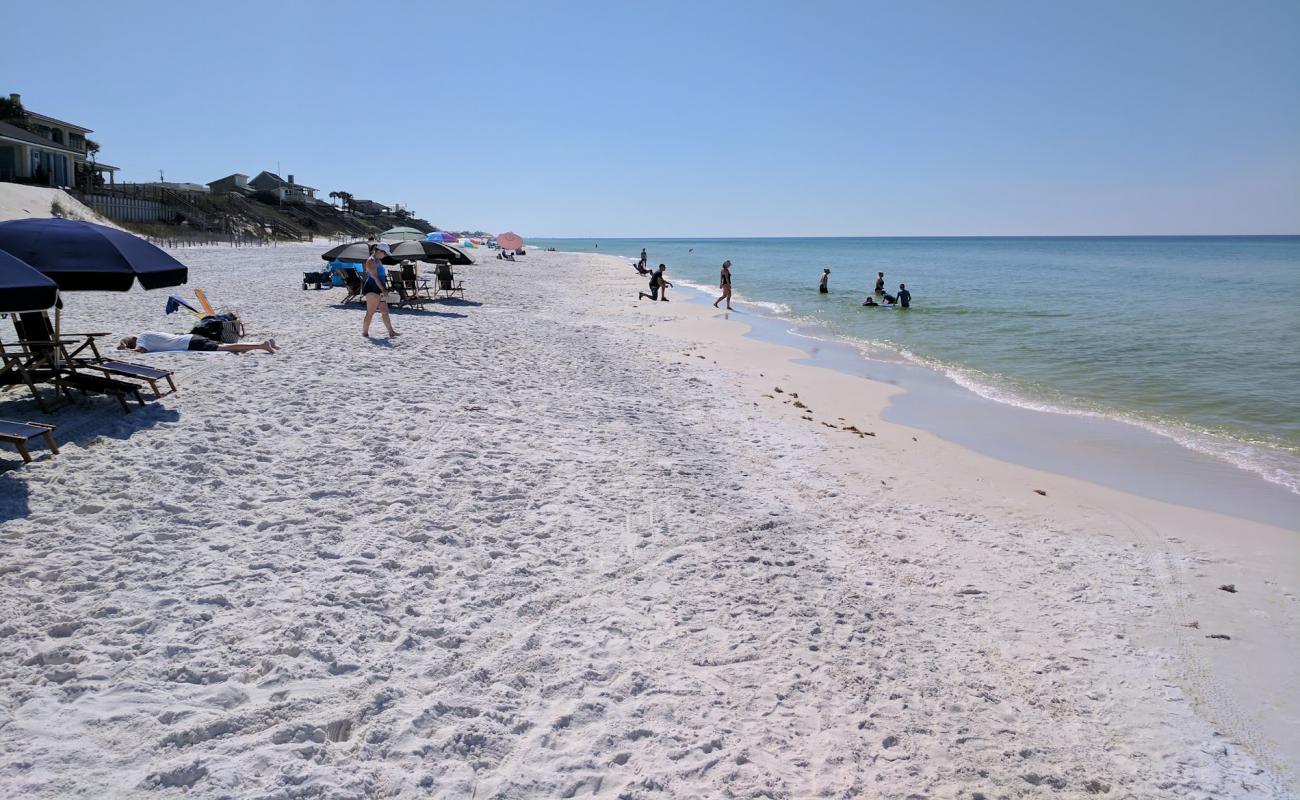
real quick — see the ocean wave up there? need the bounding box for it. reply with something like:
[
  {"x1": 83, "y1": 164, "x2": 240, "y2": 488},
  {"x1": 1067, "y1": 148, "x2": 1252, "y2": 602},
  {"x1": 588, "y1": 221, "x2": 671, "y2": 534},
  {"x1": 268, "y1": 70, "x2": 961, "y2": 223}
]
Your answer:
[
  {"x1": 674, "y1": 278, "x2": 794, "y2": 315},
  {"x1": 882, "y1": 345, "x2": 1300, "y2": 495}
]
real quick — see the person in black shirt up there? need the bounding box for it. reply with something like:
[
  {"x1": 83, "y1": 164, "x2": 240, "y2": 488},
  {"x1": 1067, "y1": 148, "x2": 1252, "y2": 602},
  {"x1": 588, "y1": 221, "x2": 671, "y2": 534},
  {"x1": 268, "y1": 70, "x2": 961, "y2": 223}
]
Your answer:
[{"x1": 897, "y1": 283, "x2": 911, "y2": 308}]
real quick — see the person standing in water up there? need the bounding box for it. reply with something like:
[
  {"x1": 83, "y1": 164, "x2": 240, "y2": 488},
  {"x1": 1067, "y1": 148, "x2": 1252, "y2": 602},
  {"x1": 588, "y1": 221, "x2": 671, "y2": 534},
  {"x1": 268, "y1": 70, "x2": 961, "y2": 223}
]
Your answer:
[
  {"x1": 874, "y1": 271, "x2": 886, "y2": 296},
  {"x1": 362, "y1": 242, "x2": 400, "y2": 340},
  {"x1": 713, "y1": 260, "x2": 733, "y2": 310},
  {"x1": 897, "y1": 283, "x2": 911, "y2": 308},
  {"x1": 819, "y1": 268, "x2": 831, "y2": 294}
]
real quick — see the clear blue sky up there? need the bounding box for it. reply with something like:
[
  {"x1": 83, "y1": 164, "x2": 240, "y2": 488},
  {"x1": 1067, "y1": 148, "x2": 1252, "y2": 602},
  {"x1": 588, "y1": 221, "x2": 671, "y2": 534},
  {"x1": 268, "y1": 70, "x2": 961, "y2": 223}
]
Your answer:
[{"x1": 4, "y1": 0, "x2": 1297, "y2": 236}]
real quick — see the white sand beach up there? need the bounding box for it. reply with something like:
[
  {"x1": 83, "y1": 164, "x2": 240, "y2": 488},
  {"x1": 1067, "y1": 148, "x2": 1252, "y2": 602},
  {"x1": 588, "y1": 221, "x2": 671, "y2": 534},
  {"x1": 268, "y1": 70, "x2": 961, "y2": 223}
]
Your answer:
[{"x1": 1, "y1": 244, "x2": 1296, "y2": 798}]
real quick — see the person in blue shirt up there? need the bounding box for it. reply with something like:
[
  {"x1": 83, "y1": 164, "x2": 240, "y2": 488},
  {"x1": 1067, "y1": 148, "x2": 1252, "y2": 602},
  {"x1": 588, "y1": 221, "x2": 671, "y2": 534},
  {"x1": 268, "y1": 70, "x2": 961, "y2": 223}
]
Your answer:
[{"x1": 897, "y1": 283, "x2": 911, "y2": 308}]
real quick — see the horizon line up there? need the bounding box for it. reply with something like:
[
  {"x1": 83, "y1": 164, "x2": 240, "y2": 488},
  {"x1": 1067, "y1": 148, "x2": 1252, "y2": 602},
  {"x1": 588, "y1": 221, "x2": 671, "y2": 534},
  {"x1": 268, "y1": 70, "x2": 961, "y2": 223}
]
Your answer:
[{"x1": 525, "y1": 233, "x2": 1300, "y2": 240}]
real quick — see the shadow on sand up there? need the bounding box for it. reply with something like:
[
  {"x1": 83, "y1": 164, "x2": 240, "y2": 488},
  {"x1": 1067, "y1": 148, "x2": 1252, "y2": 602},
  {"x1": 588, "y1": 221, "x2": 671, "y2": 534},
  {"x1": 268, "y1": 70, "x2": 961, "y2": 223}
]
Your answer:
[
  {"x1": 328, "y1": 304, "x2": 469, "y2": 319},
  {"x1": 0, "y1": 395, "x2": 181, "y2": 523}
]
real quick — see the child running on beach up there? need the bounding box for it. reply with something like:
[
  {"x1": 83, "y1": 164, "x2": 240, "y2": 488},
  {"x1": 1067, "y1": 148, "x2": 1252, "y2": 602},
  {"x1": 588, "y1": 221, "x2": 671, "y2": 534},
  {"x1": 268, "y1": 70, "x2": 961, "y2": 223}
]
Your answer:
[{"x1": 713, "y1": 260, "x2": 733, "y2": 310}]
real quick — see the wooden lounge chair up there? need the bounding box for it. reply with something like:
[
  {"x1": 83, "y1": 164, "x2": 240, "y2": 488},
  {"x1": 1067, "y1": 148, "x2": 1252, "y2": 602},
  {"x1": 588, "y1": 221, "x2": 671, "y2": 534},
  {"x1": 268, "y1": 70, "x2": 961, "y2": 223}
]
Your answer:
[
  {"x1": 12, "y1": 313, "x2": 176, "y2": 400},
  {"x1": 2, "y1": 336, "x2": 146, "y2": 414},
  {"x1": 0, "y1": 419, "x2": 58, "y2": 462},
  {"x1": 83, "y1": 360, "x2": 177, "y2": 399}
]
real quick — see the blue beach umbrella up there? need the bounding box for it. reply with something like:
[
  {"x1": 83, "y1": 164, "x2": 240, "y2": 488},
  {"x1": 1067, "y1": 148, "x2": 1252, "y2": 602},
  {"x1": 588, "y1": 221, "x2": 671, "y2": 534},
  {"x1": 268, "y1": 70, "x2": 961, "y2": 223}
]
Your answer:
[
  {"x1": 0, "y1": 248, "x2": 59, "y2": 313},
  {"x1": 0, "y1": 218, "x2": 188, "y2": 292}
]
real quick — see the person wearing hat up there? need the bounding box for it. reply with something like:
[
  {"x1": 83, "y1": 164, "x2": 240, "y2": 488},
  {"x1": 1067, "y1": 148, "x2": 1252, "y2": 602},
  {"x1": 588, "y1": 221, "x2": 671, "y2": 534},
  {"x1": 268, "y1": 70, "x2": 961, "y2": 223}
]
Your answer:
[
  {"x1": 819, "y1": 268, "x2": 831, "y2": 294},
  {"x1": 362, "y1": 242, "x2": 400, "y2": 339},
  {"x1": 713, "y1": 260, "x2": 733, "y2": 310}
]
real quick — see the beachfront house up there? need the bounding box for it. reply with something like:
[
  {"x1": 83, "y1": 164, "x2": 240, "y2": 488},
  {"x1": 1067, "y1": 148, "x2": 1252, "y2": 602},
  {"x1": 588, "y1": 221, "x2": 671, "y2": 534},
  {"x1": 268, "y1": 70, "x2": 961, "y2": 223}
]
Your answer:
[
  {"x1": 351, "y1": 198, "x2": 390, "y2": 216},
  {"x1": 247, "y1": 171, "x2": 318, "y2": 204},
  {"x1": 207, "y1": 173, "x2": 253, "y2": 196},
  {"x1": 0, "y1": 93, "x2": 118, "y2": 188}
]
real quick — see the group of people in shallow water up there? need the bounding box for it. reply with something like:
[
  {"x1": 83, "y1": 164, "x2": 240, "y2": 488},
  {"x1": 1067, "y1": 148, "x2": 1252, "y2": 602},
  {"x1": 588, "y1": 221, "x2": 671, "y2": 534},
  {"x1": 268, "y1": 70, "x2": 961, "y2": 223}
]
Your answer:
[{"x1": 633, "y1": 250, "x2": 912, "y2": 311}]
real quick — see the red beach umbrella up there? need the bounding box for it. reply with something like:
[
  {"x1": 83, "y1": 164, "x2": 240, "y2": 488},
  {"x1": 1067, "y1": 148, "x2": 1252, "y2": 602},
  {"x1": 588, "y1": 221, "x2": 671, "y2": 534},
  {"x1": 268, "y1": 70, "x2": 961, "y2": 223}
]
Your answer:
[{"x1": 497, "y1": 232, "x2": 524, "y2": 250}]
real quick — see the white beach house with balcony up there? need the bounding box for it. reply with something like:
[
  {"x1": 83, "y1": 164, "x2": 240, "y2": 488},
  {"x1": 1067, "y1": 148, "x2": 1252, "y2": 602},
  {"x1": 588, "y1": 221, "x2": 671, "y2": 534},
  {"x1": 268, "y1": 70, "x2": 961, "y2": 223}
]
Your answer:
[{"x1": 0, "y1": 93, "x2": 118, "y2": 188}]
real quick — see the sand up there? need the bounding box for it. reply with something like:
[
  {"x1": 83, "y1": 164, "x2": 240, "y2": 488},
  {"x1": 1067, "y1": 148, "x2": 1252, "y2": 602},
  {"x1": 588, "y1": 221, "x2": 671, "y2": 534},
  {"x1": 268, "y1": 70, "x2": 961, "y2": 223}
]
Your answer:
[
  {"x1": 0, "y1": 244, "x2": 1295, "y2": 798},
  {"x1": 0, "y1": 184, "x2": 122, "y2": 227}
]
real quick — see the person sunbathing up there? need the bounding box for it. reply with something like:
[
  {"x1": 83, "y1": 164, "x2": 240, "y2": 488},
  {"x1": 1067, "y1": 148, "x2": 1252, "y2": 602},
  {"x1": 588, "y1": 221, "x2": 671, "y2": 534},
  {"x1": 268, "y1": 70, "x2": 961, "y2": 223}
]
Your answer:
[{"x1": 118, "y1": 332, "x2": 279, "y2": 354}]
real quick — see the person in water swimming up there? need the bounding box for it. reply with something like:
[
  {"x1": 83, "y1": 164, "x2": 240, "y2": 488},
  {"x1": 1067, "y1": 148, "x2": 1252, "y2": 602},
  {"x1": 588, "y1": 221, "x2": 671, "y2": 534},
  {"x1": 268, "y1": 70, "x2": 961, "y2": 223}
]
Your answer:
[
  {"x1": 819, "y1": 268, "x2": 830, "y2": 293},
  {"x1": 862, "y1": 296, "x2": 879, "y2": 307},
  {"x1": 713, "y1": 260, "x2": 732, "y2": 310},
  {"x1": 875, "y1": 272, "x2": 886, "y2": 295},
  {"x1": 897, "y1": 283, "x2": 911, "y2": 308}
]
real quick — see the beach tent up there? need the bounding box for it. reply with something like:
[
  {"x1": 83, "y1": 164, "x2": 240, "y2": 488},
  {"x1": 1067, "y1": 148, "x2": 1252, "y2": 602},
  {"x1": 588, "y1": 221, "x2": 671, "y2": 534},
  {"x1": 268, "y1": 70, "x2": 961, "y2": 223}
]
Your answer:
[
  {"x1": 0, "y1": 248, "x2": 58, "y2": 313},
  {"x1": 380, "y1": 227, "x2": 425, "y2": 241},
  {"x1": 496, "y1": 232, "x2": 524, "y2": 251},
  {"x1": 425, "y1": 231, "x2": 458, "y2": 243},
  {"x1": 458, "y1": 239, "x2": 477, "y2": 248}
]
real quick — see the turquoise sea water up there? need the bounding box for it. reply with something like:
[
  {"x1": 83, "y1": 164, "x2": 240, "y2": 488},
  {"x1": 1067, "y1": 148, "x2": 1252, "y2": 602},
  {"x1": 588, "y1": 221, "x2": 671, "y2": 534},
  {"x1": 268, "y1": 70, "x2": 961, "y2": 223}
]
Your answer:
[{"x1": 530, "y1": 237, "x2": 1300, "y2": 493}]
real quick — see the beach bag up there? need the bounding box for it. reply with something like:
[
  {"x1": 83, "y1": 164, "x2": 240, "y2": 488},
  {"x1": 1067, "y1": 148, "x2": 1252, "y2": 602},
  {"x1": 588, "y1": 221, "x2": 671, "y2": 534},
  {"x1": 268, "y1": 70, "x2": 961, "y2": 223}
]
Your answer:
[{"x1": 192, "y1": 313, "x2": 244, "y2": 343}]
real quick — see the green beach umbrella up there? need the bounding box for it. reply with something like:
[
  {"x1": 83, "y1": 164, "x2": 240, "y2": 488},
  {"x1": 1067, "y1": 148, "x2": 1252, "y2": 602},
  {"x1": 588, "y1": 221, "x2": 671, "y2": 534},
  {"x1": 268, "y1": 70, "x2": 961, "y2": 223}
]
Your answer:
[{"x1": 380, "y1": 226, "x2": 425, "y2": 241}]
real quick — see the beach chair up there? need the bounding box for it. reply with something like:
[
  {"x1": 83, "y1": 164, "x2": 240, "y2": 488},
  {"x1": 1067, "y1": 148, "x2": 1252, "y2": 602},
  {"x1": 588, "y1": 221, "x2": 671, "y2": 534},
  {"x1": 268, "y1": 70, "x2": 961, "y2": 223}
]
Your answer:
[
  {"x1": 0, "y1": 341, "x2": 59, "y2": 412},
  {"x1": 0, "y1": 419, "x2": 58, "y2": 463},
  {"x1": 336, "y1": 267, "x2": 364, "y2": 304},
  {"x1": 2, "y1": 335, "x2": 145, "y2": 414},
  {"x1": 398, "y1": 262, "x2": 431, "y2": 310},
  {"x1": 12, "y1": 313, "x2": 177, "y2": 399},
  {"x1": 83, "y1": 360, "x2": 177, "y2": 399},
  {"x1": 433, "y1": 262, "x2": 465, "y2": 300}
]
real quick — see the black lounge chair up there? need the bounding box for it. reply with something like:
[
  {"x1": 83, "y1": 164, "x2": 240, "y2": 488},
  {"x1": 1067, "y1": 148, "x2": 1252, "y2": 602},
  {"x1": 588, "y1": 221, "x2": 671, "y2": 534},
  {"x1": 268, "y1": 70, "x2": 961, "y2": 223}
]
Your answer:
[
  {"x1": 433, "y1": 262, "x2": 465, "y2": 300},
  {"x1": 335, "y1": 267, "x2": 364, "y2": 304},
  {"x1": 0, "y1": 419, "x2": 58, "y2": 462}
]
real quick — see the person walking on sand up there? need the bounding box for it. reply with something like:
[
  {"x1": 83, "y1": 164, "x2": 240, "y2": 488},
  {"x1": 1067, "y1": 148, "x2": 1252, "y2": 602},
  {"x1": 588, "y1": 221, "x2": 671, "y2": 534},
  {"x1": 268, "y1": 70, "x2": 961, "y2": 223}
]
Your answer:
[
  {"x1": 639, "y1": 248, "x2": 647, "y2": 270},
  {"x1": 874, "y1": 271, "x2": 886, "y2": 296},
  {"x1": 819, "y1": 268, "x2": 831, "y2": 294},
  {"x1": 362, "y1": 242, "x2": 400, "y2": 340},
  {"x1": 713, "y1": 260, "x2": 733, "y2": 310}
]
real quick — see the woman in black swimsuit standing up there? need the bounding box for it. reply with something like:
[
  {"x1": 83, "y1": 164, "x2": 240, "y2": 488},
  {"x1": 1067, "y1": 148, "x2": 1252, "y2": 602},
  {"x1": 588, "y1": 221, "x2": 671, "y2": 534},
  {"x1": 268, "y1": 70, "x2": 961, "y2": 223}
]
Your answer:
[
  {"x1": 361, "y1": 242, "x2": 400, "y2": 340},
  {"x1": 713, "y1": 260, "x2": 733, "y2": 310}
]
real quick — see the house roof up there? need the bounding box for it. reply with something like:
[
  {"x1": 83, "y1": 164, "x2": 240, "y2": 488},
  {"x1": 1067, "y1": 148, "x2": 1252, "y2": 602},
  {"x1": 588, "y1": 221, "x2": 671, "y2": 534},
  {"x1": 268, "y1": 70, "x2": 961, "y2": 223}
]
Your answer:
[
  {"x1": 0, "y1": 121, "x2": 83, "y2": 155},
  {"x1": 209, "y1": 173, "x2": 249, "y2": 183},
  {"x1": 26, "y1": 111, "x2": 92, "y2": 134},
  {"x1": 250, "y1": 170, "x2": 317, "y2": 192}
]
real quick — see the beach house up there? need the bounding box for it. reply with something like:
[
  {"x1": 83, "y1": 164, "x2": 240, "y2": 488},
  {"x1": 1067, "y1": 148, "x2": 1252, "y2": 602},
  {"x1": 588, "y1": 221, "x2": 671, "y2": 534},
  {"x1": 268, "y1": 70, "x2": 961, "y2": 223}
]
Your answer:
[
  {"x1": 207, "y1": 173, "x2": 254, "y2": 196},
  {"x1": 0, "y1": 93, "x2": 118, "y2": 188},
  {"x1": 246, "y1": 171, "x2": 319, "y2": 204}
]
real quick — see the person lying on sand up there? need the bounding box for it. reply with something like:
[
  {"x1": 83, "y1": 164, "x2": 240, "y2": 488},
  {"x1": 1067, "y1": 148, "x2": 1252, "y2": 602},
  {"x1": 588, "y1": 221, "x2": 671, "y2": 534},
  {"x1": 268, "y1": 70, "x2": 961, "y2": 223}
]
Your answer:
[
  {"x1": 118, "y1": 332, "x2": 279, "y2": 354},
  {"x1": 634, "y1": 261, "x2": 651, "y2": 275}
]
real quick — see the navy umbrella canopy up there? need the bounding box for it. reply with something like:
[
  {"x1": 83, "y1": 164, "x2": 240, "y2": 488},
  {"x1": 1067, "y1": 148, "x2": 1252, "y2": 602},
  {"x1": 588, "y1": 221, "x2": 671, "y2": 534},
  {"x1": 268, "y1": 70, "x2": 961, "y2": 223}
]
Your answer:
[
  {"x1": 0, "y1": 218, "x2": 188, "y2": 291},
  {"x1": 321, "y1": 240, "x2": 472, "y2": 266},
  {"x1": 0, "y1": 248, "x2": 58, "y2": 313}
]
